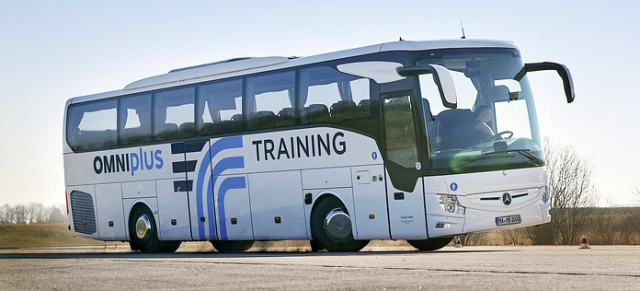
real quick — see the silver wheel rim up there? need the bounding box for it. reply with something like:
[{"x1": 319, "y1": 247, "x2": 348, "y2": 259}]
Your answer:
[
  {"x1": 324, "y1": 208, "x2": 352, "y2": 240},
  {"x1": 135, "y1": 214, "x2": 151, "y2": 239}
]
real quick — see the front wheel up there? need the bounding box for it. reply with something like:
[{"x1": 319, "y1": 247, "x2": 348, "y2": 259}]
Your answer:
[
  {"x1": 211, "y1": 240, "x2": 254, "y2": 253},
  {"x1": 407, "y1": 237, "x2": 453, "y2": 251},
  {"x1": 310, "y1": 196, "x2": 369, "y2": 252}
]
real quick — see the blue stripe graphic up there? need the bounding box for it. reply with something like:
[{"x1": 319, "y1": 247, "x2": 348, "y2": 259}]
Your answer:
[
  {"x1": 217, "y1": 177, "x2": 247, "y2": 240},
  {"x1": 208, "y1": 156, "x2": 245, "y2": 238},
  {"x1": 196, "y1": 147, "x2": 213, "y2": 240},
  {"x1": 195, "y1": 136, "x2": 245, "y2": 240}
]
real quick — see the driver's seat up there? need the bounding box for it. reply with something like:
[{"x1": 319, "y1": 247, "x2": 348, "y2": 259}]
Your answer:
[{"x1": 434, "y1": 109, "x2": 475, "y2": 150}]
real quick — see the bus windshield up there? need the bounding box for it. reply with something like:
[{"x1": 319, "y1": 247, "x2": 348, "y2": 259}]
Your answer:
[{"x1": 417, "y1": 48, "x2": 544, "y2": 174}]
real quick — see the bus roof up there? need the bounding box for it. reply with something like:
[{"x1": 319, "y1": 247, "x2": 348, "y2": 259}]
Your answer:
[{"x1": 67, "y1": 39, "x2": 516, "y2": 104}]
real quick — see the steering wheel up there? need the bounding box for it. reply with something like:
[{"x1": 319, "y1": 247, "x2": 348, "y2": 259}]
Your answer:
[{"x1": 491, "y1": 131, "x2": 513, "y2": 141}]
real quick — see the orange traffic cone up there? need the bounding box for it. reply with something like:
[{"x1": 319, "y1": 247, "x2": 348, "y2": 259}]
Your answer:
[
  {"x1": 455, "y1": 236, "x2": 462, "y2": 248},
  {"x1": 579, "y1": 234, "x2": 590, "y2": 249}
]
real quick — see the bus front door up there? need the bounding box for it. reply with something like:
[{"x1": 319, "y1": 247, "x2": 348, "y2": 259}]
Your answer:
[{"x1": 382, "y1": 92, "x2": 428, "y2": 240}]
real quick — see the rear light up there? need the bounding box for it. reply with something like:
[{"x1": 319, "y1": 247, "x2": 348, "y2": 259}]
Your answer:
[{"x1": 65, "y1": 191, "x2": 69, "y2": 214}]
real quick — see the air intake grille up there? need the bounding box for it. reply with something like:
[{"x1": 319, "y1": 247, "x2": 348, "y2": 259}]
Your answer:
[{"x1": 70, "y1": 191, "x2": 97, "y2": 234}]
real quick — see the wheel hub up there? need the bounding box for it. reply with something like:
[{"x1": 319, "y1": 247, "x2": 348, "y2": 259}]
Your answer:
[
  {"x1": 135, "y1": 214, "x2": 151, "y2": 239},
  {"x1": 324, "y1": 208, "x2": 352, "y2": 240}
]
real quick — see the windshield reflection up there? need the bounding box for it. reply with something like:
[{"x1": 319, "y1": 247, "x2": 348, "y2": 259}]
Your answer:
[{"x1": 417, "y1": 48, "x2": 544, "y2": 174}]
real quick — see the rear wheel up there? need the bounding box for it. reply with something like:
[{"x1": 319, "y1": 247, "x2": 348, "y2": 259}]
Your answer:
[
  {"x1": 129, "y1": 206, "x2": 181, "y2": 253},
  {"x1": 310, "y1": 196, "x2": 369, "y2": 252},
  {"x1": 407, "y1": 237, "x2": 453, "y2": 251},
  {"x1": 211, "y1": 240, "x2": 254, "y2": 253}
]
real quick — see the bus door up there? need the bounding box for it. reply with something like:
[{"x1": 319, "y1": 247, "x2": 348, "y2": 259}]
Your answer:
[
  {"x1": 173, "y1": 139, "x2": 219, "y2": 242},
  {"x1": 382, "y1": 91, "x2": 428, "y2": 240},
  {"x1": 156, "y1": 141, "x2": 208, "y2": 241}
]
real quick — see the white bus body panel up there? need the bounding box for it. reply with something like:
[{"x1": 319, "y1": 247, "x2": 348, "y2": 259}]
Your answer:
[
  {"x1": 183, "y1": 127, "x2": 383, "y2": 242},
  {"x1": 121, "y1": 180, "x2": 156, "y2": 199},
  {"x1": 386, "y1": 171, "x2": 428, "y2": 240},
  {"x1": 351, "y1": 165, "x2": 389, "y2": 240},
  {"x1": 424, "y1": 176, "x2": 465, "y2": 238},
  {"x1": 425, "y1": 167, "x2": 549, "y2": 237},
  {"x1": 65, "y1": 127, "x2": 387, "y2": 242},
  {"x1": 216, "y1": 174, "x2": 254, "y2": 241},
  {"x1": 156, "y1": 179, "x2": 191, "y2": 240},
  {"x1": 249, "y1": 171, "x2": 306, "y2": 240},
  {"x1": 95, "y1": 183, "x2": 126, "y2": 240},
  {"x1": 64, "y1": 144, "x2": 181, "y2": 186}
]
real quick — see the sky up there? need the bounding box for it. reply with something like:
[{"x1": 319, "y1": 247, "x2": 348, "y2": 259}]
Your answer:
[{"x1": 1, "y1": 1, "x2": 639, "y2": 207}]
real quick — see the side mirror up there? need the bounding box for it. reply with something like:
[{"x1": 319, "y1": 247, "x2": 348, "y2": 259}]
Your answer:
[
  {"x1": 397, "y1": 65, "x2": 457, "y2": 109},
  {"x1": 514, "y1": 62, "x2": 575, "y2": 103}
]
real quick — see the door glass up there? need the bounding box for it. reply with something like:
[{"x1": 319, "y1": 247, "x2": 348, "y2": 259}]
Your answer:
[{"x1": 383, "y1": 93, "x2": 418, "y2": 168}]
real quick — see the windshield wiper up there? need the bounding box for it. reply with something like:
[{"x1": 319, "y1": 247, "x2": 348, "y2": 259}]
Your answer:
[{"x1": 483, "y1": 149, "x2": 544, "y2": 165}]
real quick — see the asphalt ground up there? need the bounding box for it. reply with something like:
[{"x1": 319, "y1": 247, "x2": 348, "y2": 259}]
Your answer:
[{"x1": 1, "y1": 244, "x2": 639, "y2": 290}]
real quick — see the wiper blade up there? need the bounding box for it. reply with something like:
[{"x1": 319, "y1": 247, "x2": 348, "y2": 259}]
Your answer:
[{"x1": 484, "y1": 148, "x2": 544, "y2": 165}]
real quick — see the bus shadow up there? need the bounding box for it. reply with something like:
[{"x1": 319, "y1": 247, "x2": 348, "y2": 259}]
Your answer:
[{"x1": 0, "y1": 248, "x2": 512, "y2": 260}]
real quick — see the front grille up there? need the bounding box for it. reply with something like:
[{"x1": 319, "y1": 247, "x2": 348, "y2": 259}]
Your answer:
[
  {"x1": 70, "y1": 191, "x2": 97, "y2": 234},
  {"x1": 480, "y1": 193, "x2": 528, "y2": 201}
]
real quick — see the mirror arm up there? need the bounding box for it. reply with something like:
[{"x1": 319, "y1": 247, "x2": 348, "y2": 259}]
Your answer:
[
  {"x1": 397, "y1": 65, "x2": 457, "y2": 109},
  {"x1": 514, "y1": 62, "x2": 575, "y2": 103}
]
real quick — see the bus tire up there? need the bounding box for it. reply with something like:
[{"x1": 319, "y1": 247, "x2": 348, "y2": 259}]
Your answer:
[
  {"x1": 407, "y1": 237, "x2": 453, "y2": 251},
  {"x1": 159, "y1": 241, "x2": 182, "y2": 253},
  {"x1": 129, "y1": 240, "x2": 140, "y2": 251},
  {"x1": 310, "y1": 196, "x2": 369, "y2": 252},
  {"x1": 310, "y1": 240, "x2": 323, "y2": 252},
  {"x1": 129, "y1": 206, "x2": 181, "y2": 253},
  {"x1": 129, "y1": 206, "x2": 161, "y2": 253},
  {"x1": 211, "y1": 240, "x2": 254, "y2": 253}
]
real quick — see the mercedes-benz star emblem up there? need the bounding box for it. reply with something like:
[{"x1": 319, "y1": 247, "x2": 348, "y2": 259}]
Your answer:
[{"x1": 502, "y1": 193, "x2": 512, "y2": 205}]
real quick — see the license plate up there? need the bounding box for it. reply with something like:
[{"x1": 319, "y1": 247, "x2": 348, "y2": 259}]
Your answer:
[{"x1": 496, "y1": 214, "x2": 521, "y2": 226}]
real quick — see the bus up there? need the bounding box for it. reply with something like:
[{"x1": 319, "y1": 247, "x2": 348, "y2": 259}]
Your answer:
[{"x1": 63, "y1": 39, "x2": 574, "y2": 253}]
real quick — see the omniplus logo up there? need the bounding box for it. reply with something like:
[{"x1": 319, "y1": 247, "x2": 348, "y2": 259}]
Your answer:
[{"x1": 93, "y1": 148, "x2": 164, "y2": 176}]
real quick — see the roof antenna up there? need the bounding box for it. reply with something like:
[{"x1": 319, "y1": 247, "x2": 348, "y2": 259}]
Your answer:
[
  {"x1": 399, "y1": 37, "x2": 404, "y2": 41},
  {"x1": 460, "y1": 22, "x2": 466, "y2": 39}
]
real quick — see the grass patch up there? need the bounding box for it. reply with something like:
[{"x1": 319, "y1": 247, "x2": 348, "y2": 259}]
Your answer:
[{"x1": 0, "y1": 223, "x2": 105, "y2": 249}]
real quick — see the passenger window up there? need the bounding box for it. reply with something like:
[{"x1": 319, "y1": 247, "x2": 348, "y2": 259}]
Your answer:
[
  {"x1": 66, "y1": 100, "x2": 118, "y2": 151},
  {"x1": 154, "y1": 87, "x2": 195, "y2": 140},
  {"x1": 299, "y1": 66, "x2": 371, "y2": 125},
  {"x1": 119, "y1": 94, "x2": 152, "y2": 145},
  {"x1": 197, "y1": 79, "x2": 243, "y2": 135},
  {"x1": 246, "y1": 71, "x2": 295, "y2": 130}
]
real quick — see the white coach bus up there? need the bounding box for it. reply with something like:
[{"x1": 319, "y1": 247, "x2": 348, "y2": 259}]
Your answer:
[{"x1": 63, "y1": 39, "x2": 574, "y2": 253}]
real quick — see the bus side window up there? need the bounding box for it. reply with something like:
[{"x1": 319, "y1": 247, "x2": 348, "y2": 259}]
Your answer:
[
  {"x1": 66, "y1": 100, "x2": 118, "y2": 151},
  {"x1": 197, "y1": 79, "x2": 243, "y2": 135},
  {"x1": 119, "y1": 94, "x2": 152, "y2": 145},
  {"x1": 299, "y1": 66, "x2": 371, "y2": 125},
  {"x1": 154, "y1": 87, "x2": 195, "y2": 141},
  {"x1": 246, "y1": 71, "x2": 295, "y2": 130}
]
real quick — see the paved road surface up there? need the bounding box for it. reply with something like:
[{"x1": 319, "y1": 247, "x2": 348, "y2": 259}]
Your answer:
[{"x1": 1, "y1": 244, "x2": 639, "y2": 290}]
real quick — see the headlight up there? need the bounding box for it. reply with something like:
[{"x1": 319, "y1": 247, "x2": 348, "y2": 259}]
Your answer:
[
  {"x1": 540, "y1": 185, "x2": 550, "y2": 203},
  {"x1": 437, "y1": 194, "x2": 465, "y2": 215}
]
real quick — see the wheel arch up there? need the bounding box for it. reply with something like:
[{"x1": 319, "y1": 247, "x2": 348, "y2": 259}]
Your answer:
[
  {"x1": 311, "y1": 192, "x2": 352, "y2": 217},
  {"x1": 308, "y1": 191, "x2": 369, "y2": 252}
]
